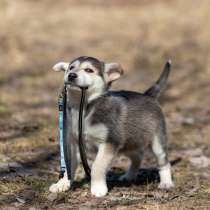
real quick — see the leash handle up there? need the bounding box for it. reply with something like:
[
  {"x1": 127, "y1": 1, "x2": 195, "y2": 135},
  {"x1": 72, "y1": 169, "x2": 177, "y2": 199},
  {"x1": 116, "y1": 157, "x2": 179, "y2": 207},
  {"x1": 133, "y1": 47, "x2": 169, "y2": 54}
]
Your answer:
[{"x1": 78, "y1": 88, "x2": 91, "y2": 179}]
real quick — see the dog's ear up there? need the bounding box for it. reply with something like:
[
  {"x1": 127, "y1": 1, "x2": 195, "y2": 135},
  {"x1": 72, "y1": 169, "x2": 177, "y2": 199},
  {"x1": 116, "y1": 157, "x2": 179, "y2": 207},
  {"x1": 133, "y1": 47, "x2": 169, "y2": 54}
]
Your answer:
[
  {"x1": 53, "y1": 62, "x2": 69, "y2": 72},
  {"x1": 104, "y1": 63, "x2": 124, "y2": 82}
]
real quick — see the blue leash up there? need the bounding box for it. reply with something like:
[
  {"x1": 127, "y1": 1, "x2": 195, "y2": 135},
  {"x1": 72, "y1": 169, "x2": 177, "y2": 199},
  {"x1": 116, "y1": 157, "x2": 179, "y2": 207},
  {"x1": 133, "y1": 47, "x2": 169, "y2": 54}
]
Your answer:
[{"x1": 58, "y1": 91, "x2": 66, "y2": 178}]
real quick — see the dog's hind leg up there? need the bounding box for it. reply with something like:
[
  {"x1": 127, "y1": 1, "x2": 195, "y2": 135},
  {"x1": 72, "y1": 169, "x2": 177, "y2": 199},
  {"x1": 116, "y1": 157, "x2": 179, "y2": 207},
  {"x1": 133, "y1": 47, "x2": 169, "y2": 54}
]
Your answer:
[
  {"x1": 91, "y1": 143, "x2": 116, "y2": 197},
  {"x1": 119, "y1": 152, "x2": 142, "y2": 182},
  {"x1": 152, "y1": 135, "x2": 174, "y2": 189}
]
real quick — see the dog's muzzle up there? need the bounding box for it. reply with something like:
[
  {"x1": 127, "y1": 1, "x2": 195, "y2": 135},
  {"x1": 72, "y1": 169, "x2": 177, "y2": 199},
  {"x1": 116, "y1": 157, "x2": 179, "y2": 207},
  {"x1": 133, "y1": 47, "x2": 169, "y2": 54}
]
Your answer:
[{"x1": 68, "y1": 73, "x2": 77, "y2": 81}]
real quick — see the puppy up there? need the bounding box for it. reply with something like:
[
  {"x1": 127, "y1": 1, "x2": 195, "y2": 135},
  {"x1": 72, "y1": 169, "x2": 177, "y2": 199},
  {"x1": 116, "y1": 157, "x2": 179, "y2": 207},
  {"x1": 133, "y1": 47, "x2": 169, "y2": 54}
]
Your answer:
[{"x1": 49, "y1": 56, "x2": 174, "y2": 197}]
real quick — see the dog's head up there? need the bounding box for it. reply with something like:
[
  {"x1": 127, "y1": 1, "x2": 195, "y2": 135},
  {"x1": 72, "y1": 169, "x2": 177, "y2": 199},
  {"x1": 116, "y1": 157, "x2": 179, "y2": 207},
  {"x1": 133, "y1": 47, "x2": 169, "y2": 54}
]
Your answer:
[{"x1": 53, "y1": 56, "x2": 123, "y2": 101}]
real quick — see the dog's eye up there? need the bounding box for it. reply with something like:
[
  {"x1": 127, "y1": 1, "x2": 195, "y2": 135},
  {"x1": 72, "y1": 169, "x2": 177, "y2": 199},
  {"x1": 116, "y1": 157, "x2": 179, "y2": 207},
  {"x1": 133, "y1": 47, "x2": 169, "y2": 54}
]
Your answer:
[
  {"x1": 69, "y1": 66, "x2": 74, "y2": 70},
  {"x1": 84, "y1": 68, "x2": 94, "y2": 73}
]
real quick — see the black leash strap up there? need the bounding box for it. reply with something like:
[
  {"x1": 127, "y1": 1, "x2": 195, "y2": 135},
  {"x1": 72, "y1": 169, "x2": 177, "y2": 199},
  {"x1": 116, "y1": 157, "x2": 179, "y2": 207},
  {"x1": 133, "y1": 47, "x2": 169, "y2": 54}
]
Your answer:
[
  {"x1": 61, "y1": 85, "x2": 91, "y2": 181},
  {"x1": 78, "y1": 88, "x2": 91, "y2": 179},
  {"x1": 62, "y1": 85, "x2": 72, "y2": 180}
]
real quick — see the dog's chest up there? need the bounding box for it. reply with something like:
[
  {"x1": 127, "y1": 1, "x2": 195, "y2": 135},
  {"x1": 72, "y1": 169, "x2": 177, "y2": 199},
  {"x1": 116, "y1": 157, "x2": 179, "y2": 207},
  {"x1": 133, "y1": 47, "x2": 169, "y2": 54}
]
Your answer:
[{"x1": 71, "y1": 108, "x2": 108, "y2": 142}]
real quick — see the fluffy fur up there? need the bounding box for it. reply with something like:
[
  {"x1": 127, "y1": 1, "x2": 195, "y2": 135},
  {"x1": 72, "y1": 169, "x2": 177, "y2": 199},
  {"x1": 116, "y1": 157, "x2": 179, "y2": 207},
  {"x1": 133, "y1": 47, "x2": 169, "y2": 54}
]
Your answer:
[{"x1": 50, "y1": 56, "x2": 174, "y2": 197}]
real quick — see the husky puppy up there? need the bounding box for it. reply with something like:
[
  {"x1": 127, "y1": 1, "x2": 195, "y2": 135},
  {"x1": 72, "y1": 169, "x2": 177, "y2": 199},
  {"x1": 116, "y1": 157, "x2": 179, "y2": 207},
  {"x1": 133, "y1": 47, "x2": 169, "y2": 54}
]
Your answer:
[{"x1": 49, "y1": 56, "x2": 174, "y2": 197}]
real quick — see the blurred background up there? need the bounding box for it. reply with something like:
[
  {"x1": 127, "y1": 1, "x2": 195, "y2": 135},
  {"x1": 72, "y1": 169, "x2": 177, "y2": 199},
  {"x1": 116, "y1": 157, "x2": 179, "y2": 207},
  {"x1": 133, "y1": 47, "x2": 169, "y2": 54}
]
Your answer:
[{"x1": 0, "y1": 0, "x2": 210, "y2": 209}]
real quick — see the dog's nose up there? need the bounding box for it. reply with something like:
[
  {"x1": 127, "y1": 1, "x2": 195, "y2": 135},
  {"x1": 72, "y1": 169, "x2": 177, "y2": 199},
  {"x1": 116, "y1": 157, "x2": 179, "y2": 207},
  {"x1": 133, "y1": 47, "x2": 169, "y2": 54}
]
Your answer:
[{"x1": 68, "y1": 73, "x2": 77, "y2": 81}]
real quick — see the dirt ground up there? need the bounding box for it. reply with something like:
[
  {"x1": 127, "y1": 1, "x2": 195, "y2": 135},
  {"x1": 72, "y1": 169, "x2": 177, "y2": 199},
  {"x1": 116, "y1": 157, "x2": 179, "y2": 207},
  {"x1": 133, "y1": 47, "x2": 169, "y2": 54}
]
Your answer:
[{"x1": 0, "y1": 0, "x2": 210, "y2": 209}]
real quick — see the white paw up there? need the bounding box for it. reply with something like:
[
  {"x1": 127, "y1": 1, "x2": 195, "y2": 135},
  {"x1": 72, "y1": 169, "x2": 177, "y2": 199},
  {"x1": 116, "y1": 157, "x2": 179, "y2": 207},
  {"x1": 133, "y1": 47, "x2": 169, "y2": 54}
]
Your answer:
[
  {"x1": 91, "y1": 182, "x2": 108, "y2": 197},
  {"x1": 158, "y1": 181, "x2": 174, "y2": 189},
  {"x1": 49, "y1": 178, "x2": 71, "y2": 193}
]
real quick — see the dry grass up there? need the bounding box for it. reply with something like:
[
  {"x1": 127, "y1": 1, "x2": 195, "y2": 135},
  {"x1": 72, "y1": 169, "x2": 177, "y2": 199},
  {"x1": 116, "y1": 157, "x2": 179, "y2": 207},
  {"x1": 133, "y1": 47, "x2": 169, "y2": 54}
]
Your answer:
[{"x1": 0, "y1": 0, "x2": 210, "y2": 209}]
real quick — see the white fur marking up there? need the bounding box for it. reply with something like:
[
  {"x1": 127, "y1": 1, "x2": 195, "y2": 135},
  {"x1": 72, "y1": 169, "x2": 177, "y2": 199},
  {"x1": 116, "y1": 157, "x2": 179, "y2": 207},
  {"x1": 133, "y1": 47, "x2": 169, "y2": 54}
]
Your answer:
[
  {"x1": 73, "y1": 61, "x2": 95, "y2": 88},
  {"x1": 77, "y1": 71, "x2": 93, "y2": 87},
  {"x1": 53, "y1": 62, "x2": 69, "y2": 71},
  {"x1": 158, "y1": 163, "x2": 174, "y2": 189},
  {"x1": 80, "y1": 61, "x2": 95, "y2": 70},
  {"x1": 152, "y1": 136, "x2": 164, "y2": 156},
  {"x1": 71, "y1": 60, "x2": 80, "y2": 68},
  {"x1": 86, "y1": 123, "x2": 108, "y2": 142},
  {"x1": 152, "y1": 135, "x2": 167, "y2": 165},
  {"x1": 85, "y1": 109, "x2": 108, "y2": 142},
  {"x1": 88, "y1": 93, "x2": 102, "y2": 102},
  {"x1": 88, "y1": 76, "x2": 105, "y2": 102},
  {"x1": 71, "y1": 108, "x2": 108, "y2": 142},
  {"x1": 49, "y1": 171, "x2": 70, "y2": 193},
  {"x1": 91, "y1": 144, "x2": 114, "y2": 197},
  {"x1": 91, "y1": 181, "x2": 108, "y2": 197}
]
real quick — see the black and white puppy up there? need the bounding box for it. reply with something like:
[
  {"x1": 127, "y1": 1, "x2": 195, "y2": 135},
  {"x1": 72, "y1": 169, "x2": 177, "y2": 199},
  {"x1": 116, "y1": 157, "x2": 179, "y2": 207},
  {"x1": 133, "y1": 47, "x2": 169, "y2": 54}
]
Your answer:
[{"x1": 49, "y1": 56, "x2": 174, "y2": 197}]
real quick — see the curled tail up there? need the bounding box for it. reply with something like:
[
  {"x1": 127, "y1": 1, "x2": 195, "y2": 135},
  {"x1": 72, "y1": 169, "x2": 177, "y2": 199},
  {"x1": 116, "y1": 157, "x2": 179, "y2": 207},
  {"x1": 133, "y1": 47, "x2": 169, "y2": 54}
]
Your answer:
[{"x1": 144, "y1": 60, "x2": 171, "y2": 99}]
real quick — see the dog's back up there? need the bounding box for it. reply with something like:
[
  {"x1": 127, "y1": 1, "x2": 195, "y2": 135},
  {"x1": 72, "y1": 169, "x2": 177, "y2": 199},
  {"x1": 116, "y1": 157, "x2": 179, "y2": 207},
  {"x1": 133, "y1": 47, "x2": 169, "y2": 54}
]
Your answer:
[
  {"x1": 87, "y1": 91, "x2": 165, "y2": 151},
  {"x1": 87, "y1": 60, "x2": 171, "y2": 151}
]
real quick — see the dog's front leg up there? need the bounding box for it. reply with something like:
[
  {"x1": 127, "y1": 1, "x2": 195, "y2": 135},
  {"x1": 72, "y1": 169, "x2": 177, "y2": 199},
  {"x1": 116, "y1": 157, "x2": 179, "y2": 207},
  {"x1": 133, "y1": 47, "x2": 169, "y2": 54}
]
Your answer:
[
  {"x1": 91, "y1": 143, "x2": 115, "y2": 197},
  {"x1": 49, "y1": 170, "x2": 71, "y2": 193},
  {"x1": 49, "y1": 137, "x2": 78, "y2": 193}
]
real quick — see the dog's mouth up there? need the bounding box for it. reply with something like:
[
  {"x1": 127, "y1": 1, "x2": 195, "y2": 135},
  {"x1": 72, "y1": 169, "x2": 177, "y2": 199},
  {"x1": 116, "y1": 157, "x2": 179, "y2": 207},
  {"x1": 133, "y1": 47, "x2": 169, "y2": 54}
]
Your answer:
[
  {"x1": 64, "y1": 81, "x2": 74, "y2": 85},
  {"x1": 64, "y1": 81, "x2": 88, "y2": 90}
]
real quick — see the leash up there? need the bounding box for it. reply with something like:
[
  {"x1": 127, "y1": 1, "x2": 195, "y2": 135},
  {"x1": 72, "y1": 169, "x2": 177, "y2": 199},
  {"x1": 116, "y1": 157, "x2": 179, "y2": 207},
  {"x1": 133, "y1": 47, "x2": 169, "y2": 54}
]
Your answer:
[
  {"x1": 58, "y1": 87, "x2": 66, "y2": 178},
  {"x1": 58, "y1": 85, "x2": 72, "y2": 180},
  {"x1": 58, "y1": 86, "x2": 91, "y2": 181},
  {"x1": 78, "y1": 88, "x2": 91, "y2": 179}
]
